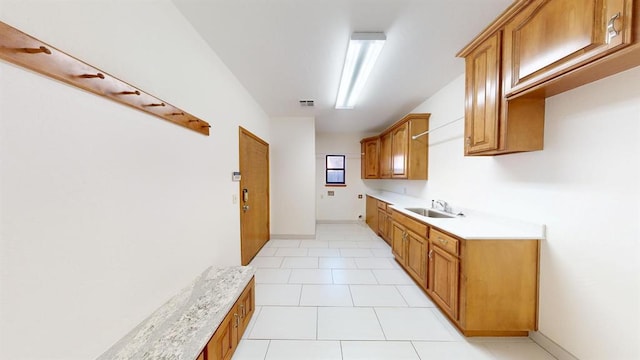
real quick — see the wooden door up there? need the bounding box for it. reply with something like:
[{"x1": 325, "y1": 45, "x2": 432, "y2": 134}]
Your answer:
[
  {"x1": 503, "y1": 0, "x2": 633, "y2": 96},
  {"x1": 391, "y1": 122, "x2": 409, "y2": 178},
  {"x1": 391, "y1": 221, "x2": 406, "y2": 265},
  {"x1": 429, "y1": 245, "x2": 459, "y2": 320},
  {"x1": 379, "y1": 132, "x2": 392, "y2": 178},
  {"x1": 464, "y1": 32, "x2": 501, "y2": 155},
  {"x1": 406, "y1": 230, "x2": 426, "y2": 284},
  {"x1": 239, "y1": 127, "x2": 270, "y2": 265}
]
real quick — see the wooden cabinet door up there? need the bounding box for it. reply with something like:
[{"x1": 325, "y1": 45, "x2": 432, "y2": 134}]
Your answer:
[
  {"x1": 391, "y1": 122, "x2": 409, "y2": 178},
  {"x1": 365, "y1": 196, "x2": 378, "y2": 232},
  {"x1": 206, "y1": 306, "x2": 239, "y2": 360},
  {"x1": 464, "y1": 32, "x2": 501, "y2": 155},
  {"x1": 379, "y1": 132, "x2": 392, "y2": 178},
  {"x1": 406, "y1": 229, "x2": 427, "y2": 284},
  {"x1": 361, "y1": 138, "x2": 379, "y2": 179},
  {"x1": 377, "y1": 209, "x2": 387, "y2": 239},
  {"x1": 237, "y1": 278, "x2": 255, "y2": 338},
  {"x1": 391, "y1": 221, "x2": 406, "y2": 265},
  {"x1": 503, "y1": 0, "x2": 634, "y2": 96},
  {"x1": 429, "y1": 245, "x2": 459, "y2": 320}
]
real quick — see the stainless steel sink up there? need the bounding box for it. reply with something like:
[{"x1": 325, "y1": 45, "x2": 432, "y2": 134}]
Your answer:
[{"x1": 405, "y1": 207, "x2": 455, "y2": 218}]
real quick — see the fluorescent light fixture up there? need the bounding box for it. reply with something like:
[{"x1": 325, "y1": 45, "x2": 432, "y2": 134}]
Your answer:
[{"x1": 335, "y1": 32, "x2": 386, "y2": 109}]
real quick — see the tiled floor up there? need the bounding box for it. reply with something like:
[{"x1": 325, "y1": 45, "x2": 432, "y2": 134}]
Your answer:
[{"x1": 234, "y1": 223, "x2": 556, "y2": 360}]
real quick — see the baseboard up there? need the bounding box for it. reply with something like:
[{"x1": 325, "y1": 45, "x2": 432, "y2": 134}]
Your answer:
[
  {"x1": 316, "y1": 220, "x2": 362, "y2": 224},
  {"x1": 270, "y1": 234, "x2": 316, "y2": 239},
  {"x1": 529, "y1": 331, "x2": 579, "y2": 360}
]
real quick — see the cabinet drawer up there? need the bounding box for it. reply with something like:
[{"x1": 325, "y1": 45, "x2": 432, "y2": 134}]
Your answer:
[
  {"x1": 391, "y1": 210, "x2": 428, "y2": 237},
  {"x1": 430, "y1": 229, "x2": 459, "y2": 256},
  {"x1": 377, "y1": 200, "x2": 388, "y2": 210}
]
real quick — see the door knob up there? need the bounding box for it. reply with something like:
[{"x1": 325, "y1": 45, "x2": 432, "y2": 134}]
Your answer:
[{"x1": 242, "y1": 205, "x2": 250, "y2": 211}]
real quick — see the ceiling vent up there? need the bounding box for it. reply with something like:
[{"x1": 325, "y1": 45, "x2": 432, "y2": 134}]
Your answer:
[{"x1": 299, "y1": 100, "x2": 315, "y2": 107}]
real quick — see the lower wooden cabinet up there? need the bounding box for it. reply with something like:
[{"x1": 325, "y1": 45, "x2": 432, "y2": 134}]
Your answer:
[
  {"x1": 365, "y1": 196, "x2": 378, "y2": 232},
  {"x1": 388, "y1": 207, "x2": 539, "y2": 337},
  {"x1": 391, "y1": 210, "x2": 428, "y2": 286},
  {"x1": 391, "y1": 220, "x2": 407, "y2": 265},
  {"x1": 428, "y1": 244, "x2": 459, "y2": 320},
  {"x1": 406, "y1": 230, "x2": 427, "y2": 285},
  {"x1": 201, "y1": 277, "x2": 255, "y2": 360}
]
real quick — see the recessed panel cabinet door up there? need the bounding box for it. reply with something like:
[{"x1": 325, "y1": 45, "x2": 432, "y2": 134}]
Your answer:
[
  {"x1": 406, "y1": 230, "x2": 426, "y2": 283},
  {"x1": 503, "y1": 0, "x2": 634, "y2": 96},
  {"x1": 464, "y1": 32, "x2": 501, "y2": 155},
  {"x1": 391, "y1": 122, "x2": 409, "y2": 178},
  {"x1": 391, "y1": 221, "x2": 406, "y2": 265},
  {"x1": 379, "y1": 132, "x2": 392, "y2": 179},
  {"x1": 429, "y1": 245, "x2": 459, "y2": 320}
]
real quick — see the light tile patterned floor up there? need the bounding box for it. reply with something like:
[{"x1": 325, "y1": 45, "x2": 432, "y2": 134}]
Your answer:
[{"x1": 234, "y1": 223, "x2": 556, "y2": 360}]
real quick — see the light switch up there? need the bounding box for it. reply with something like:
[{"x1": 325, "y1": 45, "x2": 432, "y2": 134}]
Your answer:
[
  {"x1": 328, "y1": 191, "x2": 335, "y2": 196},
  {"x1": 232, "y1": 194, "x2": 238, "y2": 204}
]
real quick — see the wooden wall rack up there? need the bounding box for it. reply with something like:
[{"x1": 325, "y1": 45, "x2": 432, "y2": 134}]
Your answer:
[{"x1": 0, "y1": 21, "x2": 210, "y2": 136}]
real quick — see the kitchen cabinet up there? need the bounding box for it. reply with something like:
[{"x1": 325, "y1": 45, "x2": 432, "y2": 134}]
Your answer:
[
  {"x1": 360, "y1": 136, "x2": 379, "y2": 179},
  {"x1": 391, "y1": 121, "x2": 409, "y2": 177},
  {"x1": 390, "y1": 114, "x2": 429, "y2": 179},
  {"x1": 376, "y1": 200, "x2": 392, "y2": 244},
  {"x1": 429, "y1": 228, "x2": 539, "y2": 336},
  {"x1": 368, "y1": 200, "x2": 540, "y2": 336},
  {"x1": 463, "y1": 31, "x2": 545, "y2": 155},
  {"x1": 359, "y1": 113, "x2": 429, "y2": 179},
  {"x1": 390, "y1": 209, "x2": 429, "y2": 285},
  {"x1": 458, "y1": 0, "x2": 640, "y2": 156},
  {"x1": 205, "y1": 278, "x2": 255, "y2": 360},
  {"x1": 428, "y1": 230, "x2": 460, "y2": 320},
  {"x1": 391, "y1": 220, "x2": 407, "y2": 265},
  {"x1": 365, "y1": 196, "x2": 378, "y2": 232},
  {"x1": 503, "y1": 0, "x2": 635, "y2": 97},
  {"x1": 379, "y1": 132, "x2": 392, "y2": 178}
]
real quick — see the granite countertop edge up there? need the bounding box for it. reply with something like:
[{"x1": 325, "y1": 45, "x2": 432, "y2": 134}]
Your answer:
[{"x1": 97, "y1": 265, "x2": 256, "y2": 360}]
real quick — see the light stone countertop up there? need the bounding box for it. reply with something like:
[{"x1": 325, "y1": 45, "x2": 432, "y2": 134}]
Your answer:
[
  {"x1": 368, "y1": 191, "x2": 545, "y2": 240},
  {"x1": 97, "y1": 265, "x2": 255, "y2": 360}
]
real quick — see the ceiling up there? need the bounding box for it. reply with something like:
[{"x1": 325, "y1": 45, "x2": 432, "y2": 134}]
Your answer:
[{"x1": 173, "y1": 0, "x2": 512, "y2": 134}]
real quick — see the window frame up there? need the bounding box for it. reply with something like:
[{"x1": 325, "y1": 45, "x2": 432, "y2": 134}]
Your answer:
[{"x1": 325, "y1": 154, "x2": 346, "y2": 186}]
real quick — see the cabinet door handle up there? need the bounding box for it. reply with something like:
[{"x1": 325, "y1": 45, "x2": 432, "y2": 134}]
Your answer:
[
  {"x1": 428, "y1": 249, "x2": 433, "y2": 259},
  {"x1": 607, "y1": 12, "x2": 621, "y2": 43},
  {"x1": 239, "y1": 304, "x2": 245, "y2": 318},
  {"x1": 234, "y1": 313, "x2": 239, "y2": 328}
]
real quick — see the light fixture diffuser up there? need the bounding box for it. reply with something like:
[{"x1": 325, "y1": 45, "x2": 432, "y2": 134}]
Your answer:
[{"x1": 335, "y1": 32, "x2": 386, "y2": 109}]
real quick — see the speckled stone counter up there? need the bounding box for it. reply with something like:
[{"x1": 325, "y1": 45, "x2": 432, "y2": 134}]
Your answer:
[{"x1": 97, "y1": 266, "x2": 255, "y2": 360}]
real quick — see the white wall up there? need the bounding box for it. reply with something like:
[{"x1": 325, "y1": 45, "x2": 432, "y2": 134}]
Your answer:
[
  {"x1": 0, "y1": 1, "x2": 270, "y2": 359},
  {"x1": 315, "y1": 133, "x2": 371, "y2": 222},
  {"x1": 376, "y1": 69, "x2": 640, "y2": 359},
  {"x1": 270, "y1": 117, "x2": 316, "y2": 237}
]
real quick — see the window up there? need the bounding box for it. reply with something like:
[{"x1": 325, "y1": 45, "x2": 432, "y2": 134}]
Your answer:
[{"x1": 325, "y1": 155, "x2": 346, "y2": 185}]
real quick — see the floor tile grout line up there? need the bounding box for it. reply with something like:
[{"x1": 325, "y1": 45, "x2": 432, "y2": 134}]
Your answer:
[{"x1": 371, "y1": 307, "x2": 389, "y2": 341}]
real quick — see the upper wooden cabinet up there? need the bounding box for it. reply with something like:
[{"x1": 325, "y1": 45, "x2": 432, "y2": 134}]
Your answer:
[
  {"x1": 391, "y1": 122, "x2": 410, "y2": 177},
  {"x1": 360, "y1": 136, "x2": 380, "y2": 179},
  {"x1": 459, "y1": 0, "x2": 640, "y2": 156},
  {"x1": 504, "y1": 0, "x2": 635, "y2": 96},
  {"x1": 379, "y1": 132, "x2": 392, "y2": 178},
  {"x1": 360, "y1": 113, "x2": 429, "y2": 179}
]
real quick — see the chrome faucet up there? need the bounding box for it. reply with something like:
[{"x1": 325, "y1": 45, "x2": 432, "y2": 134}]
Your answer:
[{"x1": 433, "y1": 199, "x2": 451, "y2": 213}]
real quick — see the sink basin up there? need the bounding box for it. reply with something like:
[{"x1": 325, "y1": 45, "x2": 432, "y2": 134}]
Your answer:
[{"x1": 405, "y1": 207, "x2": 455, "y2": 218}]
